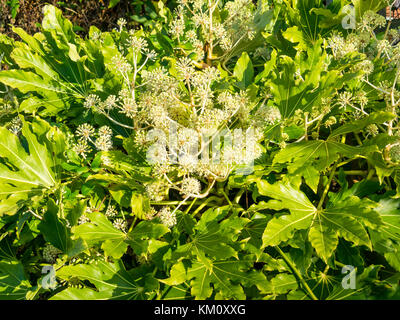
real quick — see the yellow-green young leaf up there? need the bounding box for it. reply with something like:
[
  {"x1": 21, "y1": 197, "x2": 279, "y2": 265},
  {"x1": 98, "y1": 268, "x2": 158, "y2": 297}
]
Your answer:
[
  {"x1": 41, "y1": 5, "x2": 75, "y2": 43},
  {"x1": 268, "y1": 273, "x2": 299, "y2": 296},
  {"x1": 11, "y1": 46, "x2": 60, "y2": 81},
  {"x1": 282, "y1": 26, "x2": 308, "y2": 51},
  {"x1": 131, "y1": 193, "x2": 150, "y2": 219}
]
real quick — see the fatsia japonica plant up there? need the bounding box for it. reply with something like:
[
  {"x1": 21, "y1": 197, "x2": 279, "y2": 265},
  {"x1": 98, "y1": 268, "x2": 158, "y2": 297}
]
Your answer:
[{"x1": 0, "y1": 0, "x2": 400, "y2": 300}]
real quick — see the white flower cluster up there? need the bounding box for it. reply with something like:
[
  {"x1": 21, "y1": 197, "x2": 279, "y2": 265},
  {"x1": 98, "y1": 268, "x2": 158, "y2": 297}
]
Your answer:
[
  {"x1": 169, "y1": 0, "x2": 260, "y2": 59},
  {"x1": 113, "y1": 218, "x2": 127, "y2": 232},
  {"x1": 78, "y1": 214, "x2": 90, "y2": 225},
  {"x1": 145, "y1": 180, "x2": 169, "y2": 202},
  {"x1": 80, "y1": 24, "x2": 269, "y2": 213},
  {"x1": 8, "y1": 117, "x2": 22, "y2": 135},
  {"x1": 105, "y1": 204, "x2": 118, "y2": 218},
  {"x1": 73, "y1": 123, "x2": 113, "y2": 159},
  {"x1": 158, "y1": 207, "x2": 177, "y2": 228}
]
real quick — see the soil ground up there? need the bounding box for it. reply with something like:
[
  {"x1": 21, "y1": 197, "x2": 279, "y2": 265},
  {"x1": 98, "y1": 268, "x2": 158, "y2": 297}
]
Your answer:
[{"x1": 0, "y1": 0, "x2": 148, "y2": 39}]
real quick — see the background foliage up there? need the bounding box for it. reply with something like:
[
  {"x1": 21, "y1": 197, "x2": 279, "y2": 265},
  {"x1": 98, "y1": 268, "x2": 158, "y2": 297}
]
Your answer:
[{"x1": 0, "y1": 0, "x2": 400, "y2": 300}]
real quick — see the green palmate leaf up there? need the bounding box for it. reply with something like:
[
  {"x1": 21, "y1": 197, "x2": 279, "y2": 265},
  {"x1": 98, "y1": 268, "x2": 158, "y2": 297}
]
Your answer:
[
  {"x1": 0, "y1": 34, "x2": 15, "y2": 66},
  {"x1": 38, "y1": 199, "x2": 72, "y2": 253},
  {"x1": 0, "y1": 5, "x2": 113, "y2": 116},
  {"x1": 327, "y1": 196, "x2": 383, "y2": 228},
  {"x1": 100, "y1": 151, "x2": 152, "y2": 180},
  {"x1": 0, "y1": 117, "x2": 64, "y2": 215},
  {"x1": 240, "y1": 215, "x2": 269, "y2": 253},
  {"x1": 172, "y1": 220, "x2": 237, "y2": 260},
  {"x1": 127, "y1": 220, "x2": 170, "y2": 256},
  {"x1": 374, "y1": 198, "x2": 400, "y2": 241},
  {"x1": 384, "y1": 243, "x2": 400, "y2": 272},
  {"x1": 256, "y1": 179, "x2": 378, "y2": 261},
  {"x1": 161, "y1": 261, "x2": 187, "y2": 286},
  {"x1": 266, "y1": 273, "x2": 299, "y2": 296},
  {"x1": 282, "y1": 26, "x2": 308, "y2": 51},
  {"x1": 308, "y1": 215, "x2": 339, "y2": 261},
  {"x1": 255, "y1": 180, "x2": 316, "y2": 246},
  {"x1": 168, "y1": 254, "x2": 268, "y2": 300},
  {"x1": 72, "y1": 212, "x2": 128, "y2": 259},
  {"x1": 233, "y1": 52, "x2": 254, "y2": 89},
  {"x1": 52, "y1": 261, "x2": 158, "y2": 300},
  {"x1": 321, "y1": 212, "x2": 371, "y2": 249},
  {"x1": 11, "y1": 46, "x2": 59, "y2": 81},
  {"x1": 369, "y1": 198, "x2": 400, "y2": 266},
  {"x1": 49, "y1": 287, "x2": 110, "y2": 300},
  {"x1": 0, "y1": 261, "x2": 33, "y2": 300},
  {"x1": 273, "y1": 139, "x2": 375, "y2": 173},
  {"x1": 283, "y1": 0, "x2": 340, "y2": 48},
  {"x1": 326, "y1": 265, "x2": 382, "y2": 300},
  {"x1": 130, "y1": 193, "x2": 151, "y2": 219},
  {"x1": 159, "y1": 284, "x2": 190, "y2": 300},
  {"x1": 328, "y1": 112, "x2": 396, "y2": 139},
  {"x1": 268, "y1": 43, "x2": 342, "y2": 118},
  {"x1": 0, "y1": 236, "x2": 17, "y2": 261}
]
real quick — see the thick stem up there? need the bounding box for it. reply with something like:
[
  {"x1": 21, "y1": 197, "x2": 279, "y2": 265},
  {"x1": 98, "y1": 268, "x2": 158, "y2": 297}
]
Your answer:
[
  {"x1": 317, "y1": 161, "x2": 338, "y2": 210},
  {"x1": 276, "y1": 246, "x2": 318, "y2": 301}
]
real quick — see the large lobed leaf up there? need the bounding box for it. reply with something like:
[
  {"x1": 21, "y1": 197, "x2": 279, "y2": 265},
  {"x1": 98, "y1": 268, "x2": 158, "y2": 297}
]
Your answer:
[{"x1": 0, "y1": 117, "x2": 64, "y2": 215}]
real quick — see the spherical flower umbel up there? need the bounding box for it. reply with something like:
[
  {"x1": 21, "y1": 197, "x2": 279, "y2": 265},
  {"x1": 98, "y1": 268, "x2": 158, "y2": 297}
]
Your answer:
[
  {"x1": 84, "y1": 94, "x2": 101, "y2": 110},
  {"x1": 113, "y1": 218, "x2": 127, "y2": 232},
  {"x1": 8, "y1": 117, "x2": 22, "y2": 135},
  {"x1": 105, "y1": 205, "x2": 118, "y2": 218},
  {"x1": 95, "y1": 135, "x2": 113, "y2": 151},
  {"x1": 73, "y1": 139, "x2": 91, "y2": 159},
  {"x1": 98, "y1": 126, "x2": 113, "y2": 139},
  {"x1": 43, "y1": 244, "x2": 61, "y2": 263},
  {"x1": 365, "y1": 124, "x2": 379, "y2": 137},
  {"x1": 158, "y1": 207, "x2": 177, "y2": 228},
  {"x1": 76, "y1": 123, "x2": 95, "y2": 141},
  {"x1": 111, "y1": 53, "x2": 132, "y2": 75},
  {"x1": 145, "y1": 180, "x2": 169, "y2": 201},
  {"x1": 180, "y1": 177, "x2": 201, "y2": 196},
  {"x1": 253, "y1": 105, "x2": 282, "y2": 127}
]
